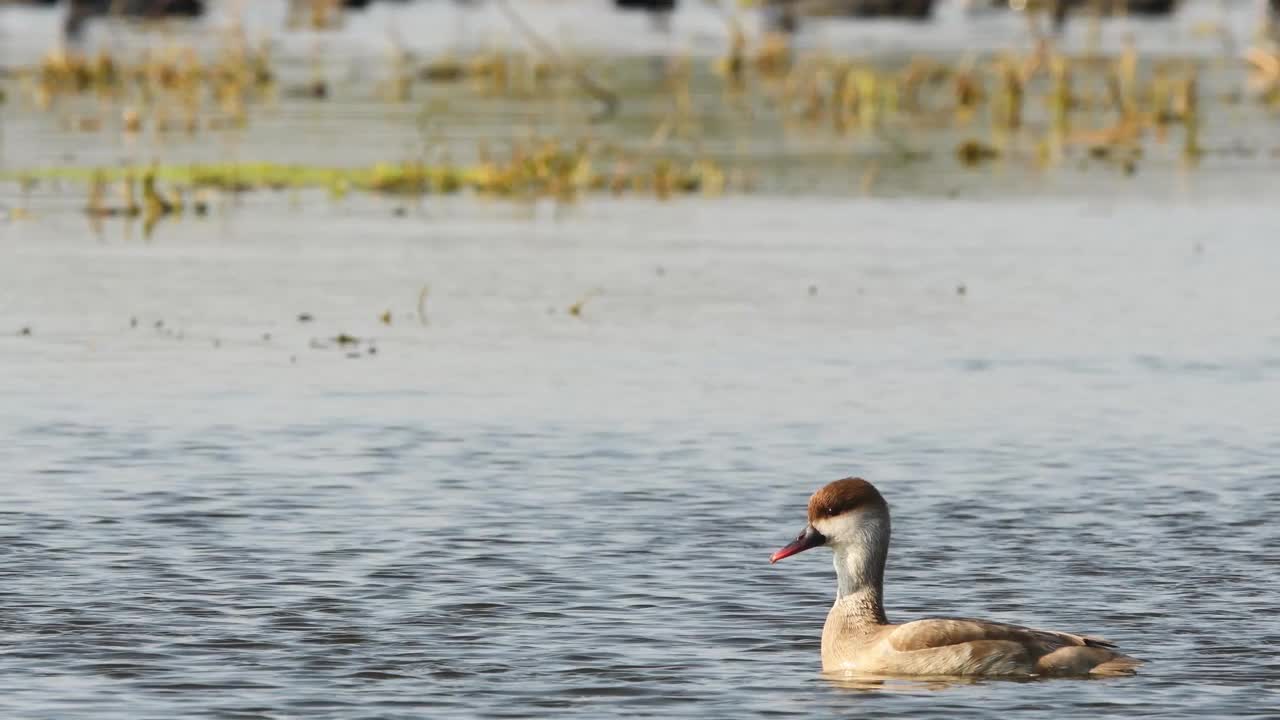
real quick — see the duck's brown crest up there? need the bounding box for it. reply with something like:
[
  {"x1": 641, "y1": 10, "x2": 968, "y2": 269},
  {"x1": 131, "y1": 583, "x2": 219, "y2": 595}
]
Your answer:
[{"x1": 807, "y1": 477, "x2": 885, "y2": 523}]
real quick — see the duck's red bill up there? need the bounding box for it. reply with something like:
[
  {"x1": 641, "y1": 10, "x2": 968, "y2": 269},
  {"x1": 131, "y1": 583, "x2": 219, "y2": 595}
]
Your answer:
[{"x1": 769, "y1": 524, "x2": 826, "y2": 564}]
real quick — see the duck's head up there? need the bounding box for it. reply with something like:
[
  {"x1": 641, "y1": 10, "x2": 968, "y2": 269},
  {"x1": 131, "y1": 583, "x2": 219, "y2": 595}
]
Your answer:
[{"x1": 769, "y1": 477, "x2": 889, "y2": 563}]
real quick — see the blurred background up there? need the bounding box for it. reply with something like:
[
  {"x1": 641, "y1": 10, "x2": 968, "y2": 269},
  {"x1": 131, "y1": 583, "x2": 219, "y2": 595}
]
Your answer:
[
  {"x1": 1, "y1": 2, "x2": 1278, "y2": 719},
  {"x1": 2, "y1": 0, "x2": 1279, "y2": 201}
]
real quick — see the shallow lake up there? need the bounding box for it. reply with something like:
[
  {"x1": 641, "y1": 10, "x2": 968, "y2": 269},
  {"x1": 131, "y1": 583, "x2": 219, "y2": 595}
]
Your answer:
[
  {"x1": 3, "y1": 195, "x2": 1279, "y2": 718},
  {"x1": 3, "y1": 1, "x2": 1280, "y2": 718}
]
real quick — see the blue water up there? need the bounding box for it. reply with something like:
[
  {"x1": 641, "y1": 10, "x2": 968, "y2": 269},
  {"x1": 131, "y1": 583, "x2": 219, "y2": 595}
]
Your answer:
[
  {"x1": 2, "y1": 1, "x2": 1279, "y2": 715},
  {"x1": 2, "y1": 196, "x2": 1279, "y2": 717}
]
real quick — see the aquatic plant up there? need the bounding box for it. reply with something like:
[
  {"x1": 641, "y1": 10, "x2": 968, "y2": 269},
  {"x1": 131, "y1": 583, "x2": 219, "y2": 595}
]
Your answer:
[{"x1": 3, "y1": 5, "x2": 1276, "y2": 204}]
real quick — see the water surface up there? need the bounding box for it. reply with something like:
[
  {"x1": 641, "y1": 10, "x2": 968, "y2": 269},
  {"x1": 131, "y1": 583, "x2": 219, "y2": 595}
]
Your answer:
[
  {"x1": 2, "y1": 1, "x2": 1279, "y2": 717},
  {"x1": 2, "y1": 196, "x2": 1279, "y2": 718}
]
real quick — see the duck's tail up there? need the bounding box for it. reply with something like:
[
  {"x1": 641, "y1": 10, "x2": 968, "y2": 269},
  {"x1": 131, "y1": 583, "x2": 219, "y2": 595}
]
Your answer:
[{"x1": 1089, "y1": 653, "x2": 1143, "y2": 677}]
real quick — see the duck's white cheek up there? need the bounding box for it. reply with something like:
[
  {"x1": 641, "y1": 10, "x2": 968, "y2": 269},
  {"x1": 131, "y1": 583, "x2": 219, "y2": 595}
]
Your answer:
[
  {"x1": 812, "y1": 518, "x2": 845, "y2": 544},
  {"x1": 811, "y1": 519, "x2": 832, "y2": 539}
]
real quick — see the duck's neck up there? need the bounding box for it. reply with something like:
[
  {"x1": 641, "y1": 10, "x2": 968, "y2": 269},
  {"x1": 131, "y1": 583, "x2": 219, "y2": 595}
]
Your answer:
[{"x1": 831, "y1": 517, "x2": 890, "y2": 625}]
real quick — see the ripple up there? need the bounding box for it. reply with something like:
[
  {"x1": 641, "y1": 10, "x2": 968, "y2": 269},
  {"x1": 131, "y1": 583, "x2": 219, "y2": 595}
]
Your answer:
[{"x1": 3, "y1": 197, "x2": 1279, "y2": 718}]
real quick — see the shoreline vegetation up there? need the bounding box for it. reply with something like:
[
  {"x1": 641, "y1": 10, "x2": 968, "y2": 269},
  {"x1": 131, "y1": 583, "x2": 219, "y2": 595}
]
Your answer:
[{"x1": 1, "y1": 1, "x2": 1278, "y2": 219}]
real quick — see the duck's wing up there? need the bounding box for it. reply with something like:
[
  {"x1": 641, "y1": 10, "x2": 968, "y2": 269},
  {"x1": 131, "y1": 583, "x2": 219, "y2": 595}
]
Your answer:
[
  {"x1": 887, "y1": 617, "x2": 1113, "y2": 652},
  {"x1": 883, "y1": 617, "x2": 1137, "y2": 676}
]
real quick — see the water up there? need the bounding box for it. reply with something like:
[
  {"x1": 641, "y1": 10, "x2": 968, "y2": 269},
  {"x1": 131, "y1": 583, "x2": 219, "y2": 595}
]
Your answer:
[
  {"x1": 3, "y1": 1, "x2": 1280, "y2": 718},
  {"x1": 2, "y1": 196, "x2": 1279, "y2": 718}
]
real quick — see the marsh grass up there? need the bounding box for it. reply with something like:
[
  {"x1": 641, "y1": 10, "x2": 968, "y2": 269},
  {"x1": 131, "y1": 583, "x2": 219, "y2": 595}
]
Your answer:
[{"x1": 2, "y1": 9, "x2": 1278, "y2": 208}]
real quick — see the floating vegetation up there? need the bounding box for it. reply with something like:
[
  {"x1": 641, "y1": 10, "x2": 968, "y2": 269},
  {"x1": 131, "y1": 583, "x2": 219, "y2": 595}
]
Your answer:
[
  {"x1": 1, "y1": 8, "x2": 1278, "y2": 204},
  {"x1": 6, "y1": 152, "x2": 736, "y2": 206},
  {"x1": 303, "y1": 332, "x2": 378, "y2": 358},
  {"x1": 955, "y1": 139, "x2": 1000, "y2": 167},
  {"x1": 417, "y1": 286, "x2": 430, "y2": 326},
  {"x1": 567, "y1": 289, "x2": 602, "y2": 317}
]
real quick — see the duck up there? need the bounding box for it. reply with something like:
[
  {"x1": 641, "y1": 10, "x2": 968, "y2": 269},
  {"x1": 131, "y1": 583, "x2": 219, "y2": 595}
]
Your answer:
[{"x1": 770, "y1": 477, "x2": 1140, "y2": 677}]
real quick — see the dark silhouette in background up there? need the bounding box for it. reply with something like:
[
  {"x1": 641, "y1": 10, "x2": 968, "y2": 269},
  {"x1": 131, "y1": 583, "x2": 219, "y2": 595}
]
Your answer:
[{"x1": 8, "y1": 0, "x2": 1276, "y2": 43}]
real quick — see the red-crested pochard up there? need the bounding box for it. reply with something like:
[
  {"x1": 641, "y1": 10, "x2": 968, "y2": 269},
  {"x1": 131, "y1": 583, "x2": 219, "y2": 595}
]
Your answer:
[{"x1": 771, "y1": 478, "x2": 1140, "y2": 677}]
